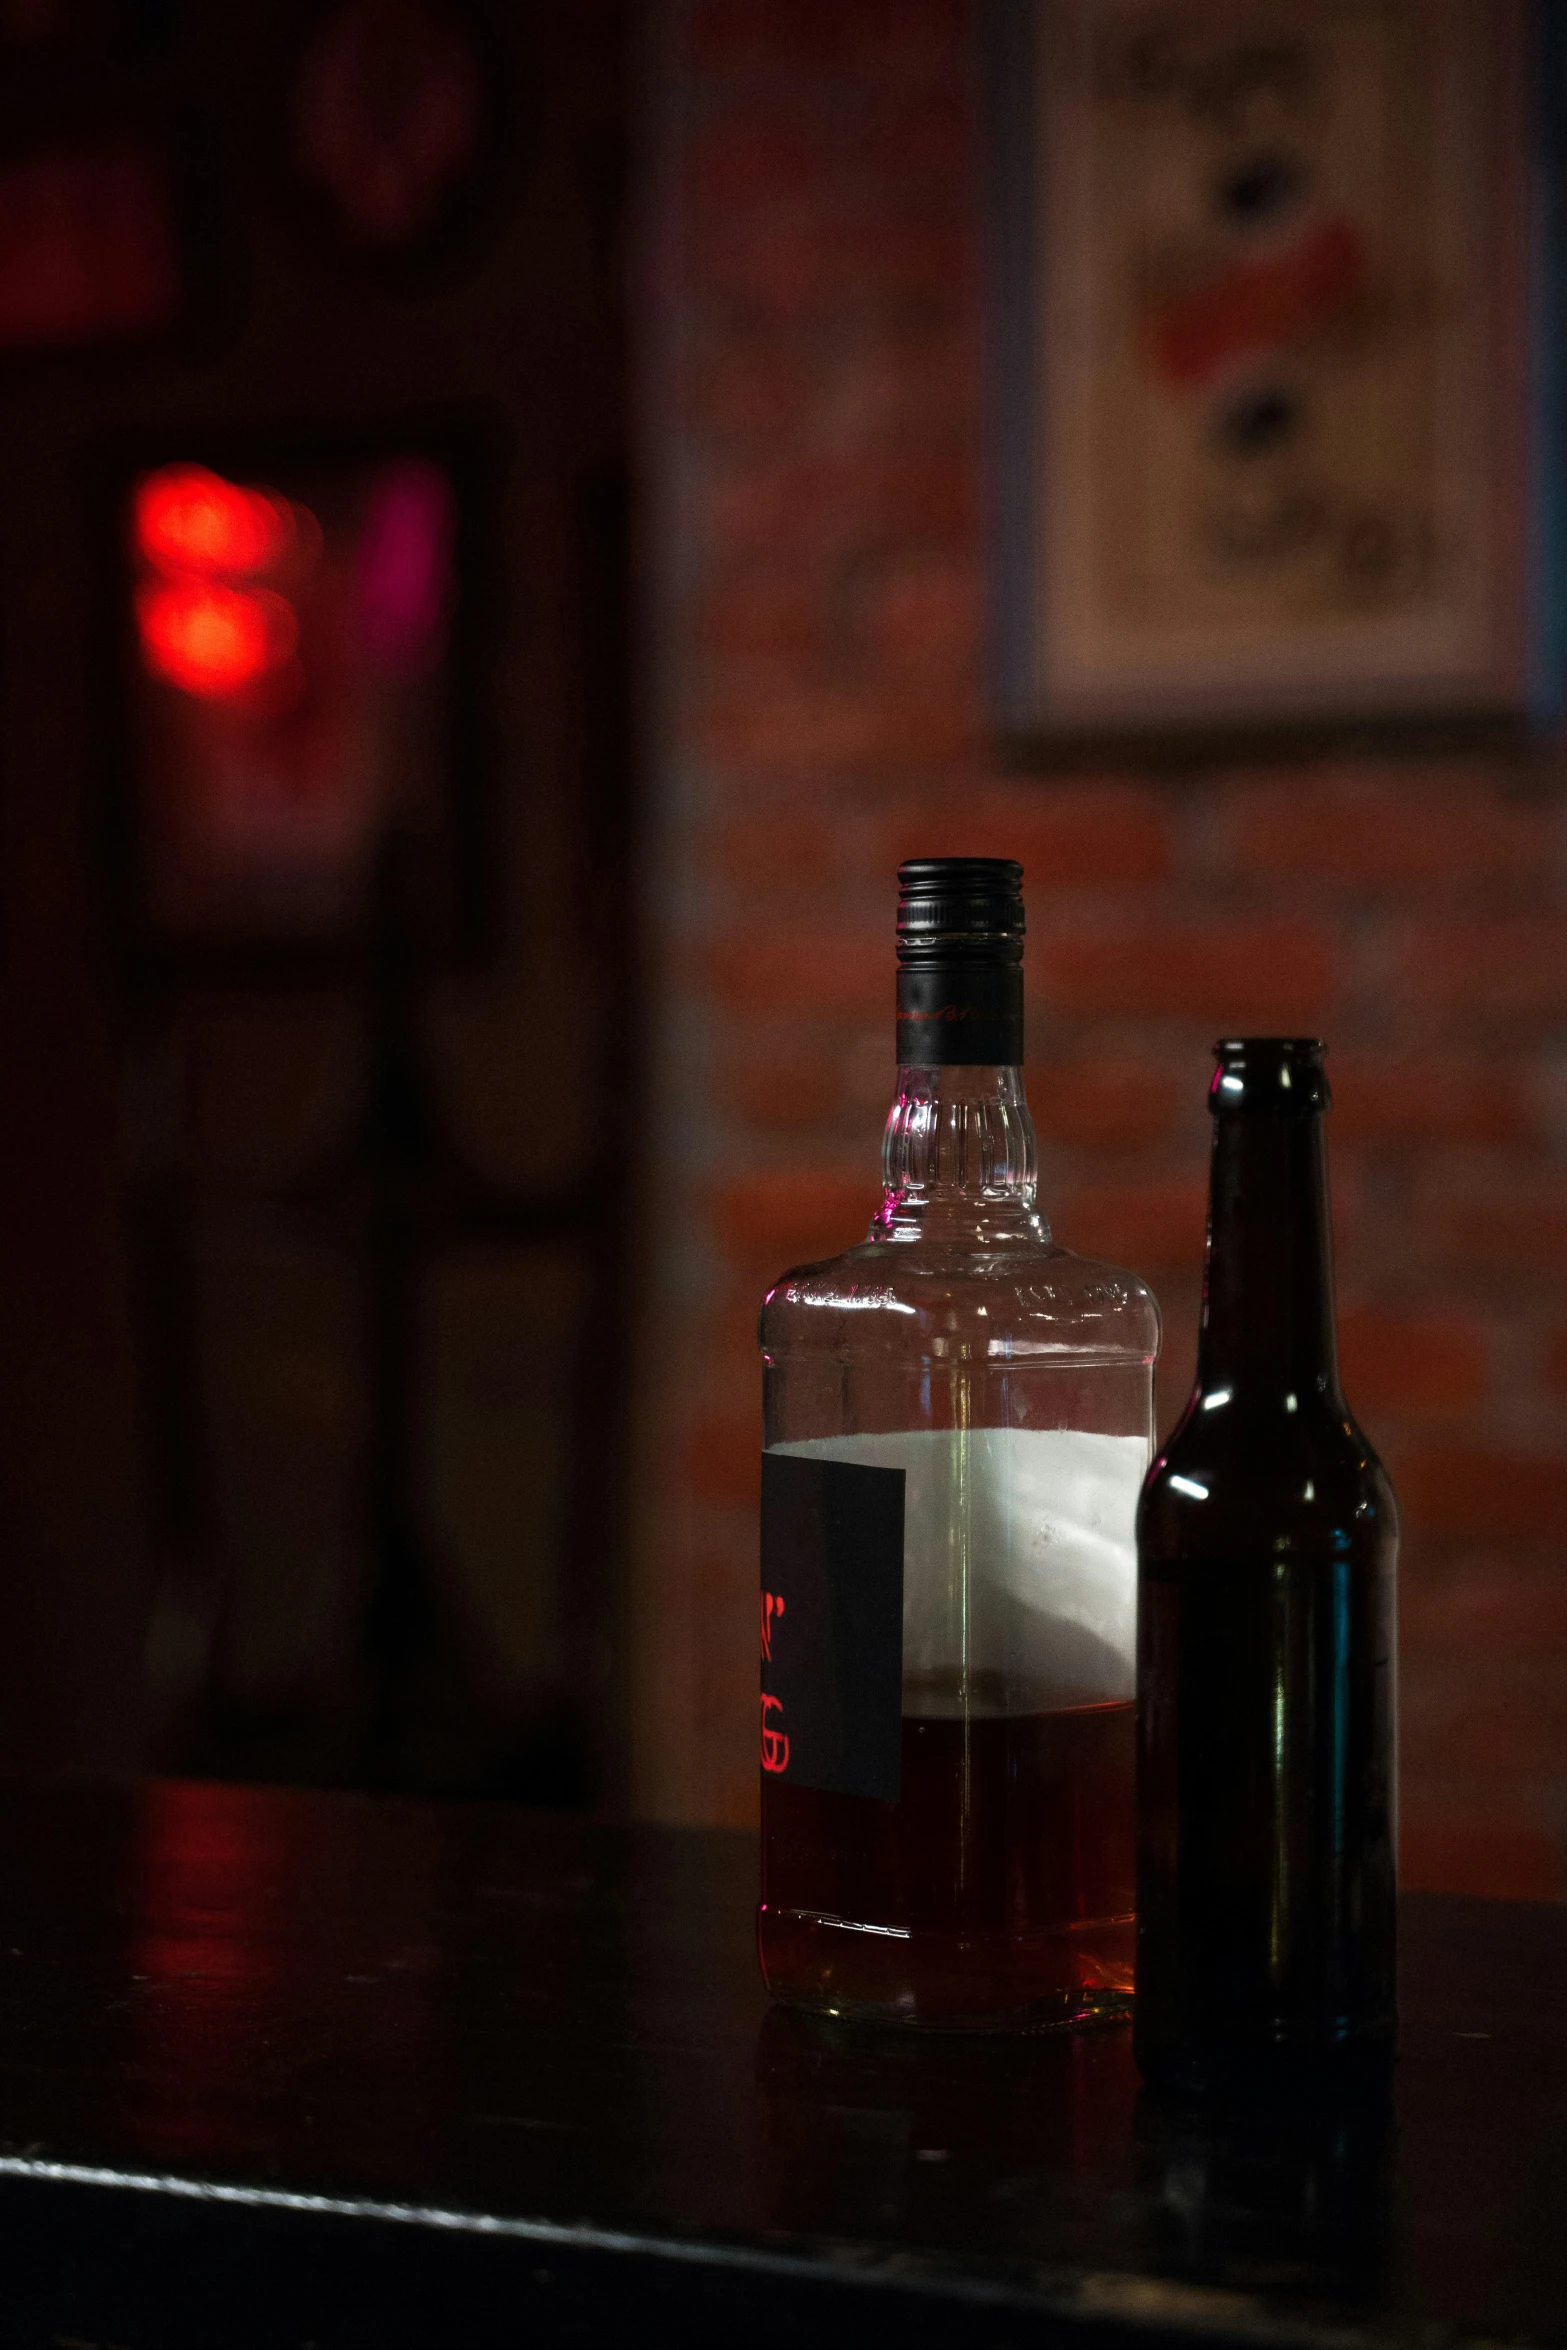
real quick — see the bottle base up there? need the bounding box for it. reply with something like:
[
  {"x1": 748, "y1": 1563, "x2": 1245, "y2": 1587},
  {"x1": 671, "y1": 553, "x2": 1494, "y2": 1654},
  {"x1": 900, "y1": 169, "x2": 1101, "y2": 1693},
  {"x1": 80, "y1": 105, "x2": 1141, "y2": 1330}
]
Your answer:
[
  {"x1": 1134, "y1": 2025, "x2": 1396, "y2": 2105},
  {"x1": 758, "y1": 1903, "x2": 1134, "y2": 2033}
]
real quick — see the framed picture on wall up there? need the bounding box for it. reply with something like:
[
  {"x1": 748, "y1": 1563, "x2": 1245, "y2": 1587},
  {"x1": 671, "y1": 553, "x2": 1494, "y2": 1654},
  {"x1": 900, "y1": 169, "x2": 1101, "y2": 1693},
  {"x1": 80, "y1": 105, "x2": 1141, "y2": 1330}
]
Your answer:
[{"x1": 988, "y1": 0, "x2": 1565, "y2": 749}]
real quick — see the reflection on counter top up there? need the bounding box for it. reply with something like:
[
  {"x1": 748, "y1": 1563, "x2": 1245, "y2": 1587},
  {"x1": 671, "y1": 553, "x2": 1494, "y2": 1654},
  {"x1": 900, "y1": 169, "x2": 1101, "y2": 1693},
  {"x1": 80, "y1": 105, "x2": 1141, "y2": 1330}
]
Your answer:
[{"x1": 0, "y1": 1779, "x2": 1554, "y2": 2350}]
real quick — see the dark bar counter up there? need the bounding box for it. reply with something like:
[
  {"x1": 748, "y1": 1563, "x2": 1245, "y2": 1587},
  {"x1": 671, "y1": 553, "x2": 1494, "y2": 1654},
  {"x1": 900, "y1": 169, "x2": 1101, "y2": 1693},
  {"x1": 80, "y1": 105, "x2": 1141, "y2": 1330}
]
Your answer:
[{"x1": 0, "y1": 1781, "x2": 1556, "y2": 2349}]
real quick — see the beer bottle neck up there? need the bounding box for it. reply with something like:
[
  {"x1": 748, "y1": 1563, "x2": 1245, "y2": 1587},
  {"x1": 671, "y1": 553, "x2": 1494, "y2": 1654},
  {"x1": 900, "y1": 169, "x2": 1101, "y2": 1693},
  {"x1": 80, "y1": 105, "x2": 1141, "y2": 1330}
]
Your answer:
[{"x1": 1196, "y1": 1110, "x2": 1341, "y2": 1403}]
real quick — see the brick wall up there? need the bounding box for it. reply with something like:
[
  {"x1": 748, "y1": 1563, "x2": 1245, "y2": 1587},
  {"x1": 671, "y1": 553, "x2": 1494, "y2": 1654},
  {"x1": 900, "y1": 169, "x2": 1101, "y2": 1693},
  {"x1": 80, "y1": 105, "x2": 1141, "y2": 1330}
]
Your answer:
[{"x1": 633, "y1": 0, "x2": 1567, "y2": 1899}]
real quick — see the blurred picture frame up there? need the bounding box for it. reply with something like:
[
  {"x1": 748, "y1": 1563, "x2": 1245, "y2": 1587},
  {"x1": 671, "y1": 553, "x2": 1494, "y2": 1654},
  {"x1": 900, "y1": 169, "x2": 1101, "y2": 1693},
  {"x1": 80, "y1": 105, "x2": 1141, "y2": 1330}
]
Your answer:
[
  {"x1": 280, "y1": 0, "x2": 502, "y2": 273},
  {"x1": 0, "y1": 120, "x2": 193, "y2": 356},
  {"x1": 988, "y1": 0, "x2": 1566, "y2": 751},
  {"x1": 102, "y1": 425, "x2": 491, "y2": 972}
]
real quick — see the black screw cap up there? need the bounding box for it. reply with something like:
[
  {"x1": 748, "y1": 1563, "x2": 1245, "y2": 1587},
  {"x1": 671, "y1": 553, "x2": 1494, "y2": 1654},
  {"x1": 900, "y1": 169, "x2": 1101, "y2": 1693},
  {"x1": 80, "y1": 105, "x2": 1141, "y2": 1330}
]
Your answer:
[{"x1": 896, "y1": 858, "x2": 1025, "y2": 965}]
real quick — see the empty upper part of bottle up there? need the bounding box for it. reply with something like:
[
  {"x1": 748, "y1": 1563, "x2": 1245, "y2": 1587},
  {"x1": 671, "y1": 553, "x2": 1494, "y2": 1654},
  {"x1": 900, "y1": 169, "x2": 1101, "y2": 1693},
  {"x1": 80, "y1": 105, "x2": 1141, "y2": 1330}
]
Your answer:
[{"x1": 760, "y1": 860, "x2": 1160, "y2": 1381}]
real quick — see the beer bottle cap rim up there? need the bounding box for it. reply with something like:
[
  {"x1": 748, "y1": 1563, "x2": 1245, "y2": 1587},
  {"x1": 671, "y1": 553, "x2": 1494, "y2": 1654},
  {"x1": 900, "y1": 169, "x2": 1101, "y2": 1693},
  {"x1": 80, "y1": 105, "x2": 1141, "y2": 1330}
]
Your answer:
[{"x1": 1210, "y1": 1037, "x2": 1329, "y2": 1114}]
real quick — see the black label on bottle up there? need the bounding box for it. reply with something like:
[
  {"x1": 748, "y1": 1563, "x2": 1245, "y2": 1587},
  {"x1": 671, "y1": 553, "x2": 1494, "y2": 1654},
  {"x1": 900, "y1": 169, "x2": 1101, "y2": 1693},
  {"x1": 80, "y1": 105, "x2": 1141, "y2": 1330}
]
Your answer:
[
  {"x1": 760, "y1": 1452, "x2": 905, "y2": 1803},
  {"x1": 896, "y1": 963, "x2": 1023, "y2": 1065}
]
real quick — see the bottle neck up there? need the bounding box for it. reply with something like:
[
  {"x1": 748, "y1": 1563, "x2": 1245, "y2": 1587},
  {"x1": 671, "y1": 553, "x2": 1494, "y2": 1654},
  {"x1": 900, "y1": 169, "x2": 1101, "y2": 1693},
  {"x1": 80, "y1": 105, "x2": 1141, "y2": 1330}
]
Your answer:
[
  {"x1": 872, "y1": 1064, "x2": 1047, "y2": 1245},
  {"x1": 1197, "y1": 1109, "x2": 1341, "y2": 1401}
]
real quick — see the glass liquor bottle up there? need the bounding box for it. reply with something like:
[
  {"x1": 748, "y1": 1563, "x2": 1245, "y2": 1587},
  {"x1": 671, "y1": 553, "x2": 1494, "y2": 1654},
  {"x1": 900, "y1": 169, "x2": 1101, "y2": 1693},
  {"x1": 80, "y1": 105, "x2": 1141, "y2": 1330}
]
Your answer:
[
  {"x1": 1135, "y1": 1039, "x2": 1398, "y2": 2097},
  {"x1": 757, "y1": 859, "x2": 1160, "y2": 2029}
]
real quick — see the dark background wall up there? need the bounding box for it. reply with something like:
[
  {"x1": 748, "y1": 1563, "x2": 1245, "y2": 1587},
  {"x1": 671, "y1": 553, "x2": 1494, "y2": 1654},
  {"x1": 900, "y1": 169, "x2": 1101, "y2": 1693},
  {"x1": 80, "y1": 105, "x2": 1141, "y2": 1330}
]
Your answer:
[
  {"x1": 0, "y1": 0, "x2": 1560, "y2": 1891},
  {"x1": 635, "y1": 0, "x2": 1567, "y2": 1898},
  {"x1": 0, "y1": 0, "x2": 632, "y2": 1794}
]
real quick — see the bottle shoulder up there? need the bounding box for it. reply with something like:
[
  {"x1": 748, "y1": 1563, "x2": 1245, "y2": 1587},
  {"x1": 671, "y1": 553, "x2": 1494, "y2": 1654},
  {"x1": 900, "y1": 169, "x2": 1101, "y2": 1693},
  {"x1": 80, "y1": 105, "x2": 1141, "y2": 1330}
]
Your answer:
[
  {"x1": 760, "y1": 1236, "x2": 1161, "y2": 1364},
  {"x1": 1140, "y1": 1390, "x2": 1397, "y2": 1557}
]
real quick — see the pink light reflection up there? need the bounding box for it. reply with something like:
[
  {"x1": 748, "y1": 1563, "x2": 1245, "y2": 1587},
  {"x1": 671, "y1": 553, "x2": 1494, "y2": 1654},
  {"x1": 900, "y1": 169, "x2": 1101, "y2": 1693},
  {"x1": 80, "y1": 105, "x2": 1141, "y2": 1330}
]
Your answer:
[{"x1": 357, "y1": 458, "x2": 454, "y2": 675}]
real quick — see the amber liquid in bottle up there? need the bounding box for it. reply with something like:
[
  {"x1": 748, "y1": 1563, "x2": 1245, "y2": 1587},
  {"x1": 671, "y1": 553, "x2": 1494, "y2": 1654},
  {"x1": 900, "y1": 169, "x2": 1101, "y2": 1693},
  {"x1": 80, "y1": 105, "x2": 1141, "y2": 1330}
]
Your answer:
[
  {"x1": 761, "y1": 1691, "x2": 1135, "y2": 2023},
  {"x1": 1135, "y1": 1040, "x2": 1397, "y2": 2098}
]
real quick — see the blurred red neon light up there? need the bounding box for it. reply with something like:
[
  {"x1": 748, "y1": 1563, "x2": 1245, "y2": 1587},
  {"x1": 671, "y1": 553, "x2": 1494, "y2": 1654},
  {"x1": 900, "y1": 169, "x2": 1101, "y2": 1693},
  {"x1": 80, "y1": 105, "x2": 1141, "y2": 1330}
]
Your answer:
[
  {"x1": 136, "y1": 580, "x2": 297, "y2": 697},
  {"x1": 134, "y1": 465, "x2": 289, "y2": 578}
]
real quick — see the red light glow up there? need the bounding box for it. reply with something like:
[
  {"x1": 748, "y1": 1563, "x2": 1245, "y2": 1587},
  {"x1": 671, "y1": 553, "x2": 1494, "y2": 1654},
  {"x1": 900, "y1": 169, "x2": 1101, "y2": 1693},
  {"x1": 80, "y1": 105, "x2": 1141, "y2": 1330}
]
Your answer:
[
  {"x1": 136, "y1": 580, "x2": 297, "y2": 698},
  {"x1": 135, "y1": 465, "x2": 291, "y2": 579}
]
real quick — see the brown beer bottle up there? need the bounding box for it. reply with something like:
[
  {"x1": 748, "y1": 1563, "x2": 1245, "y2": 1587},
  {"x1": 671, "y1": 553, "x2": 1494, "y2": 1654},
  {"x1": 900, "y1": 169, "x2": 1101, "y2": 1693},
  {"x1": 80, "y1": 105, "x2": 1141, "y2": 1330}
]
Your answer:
[{"x1": 1135, "y1": 1039, "x2": 1397, "y2": 2097}]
